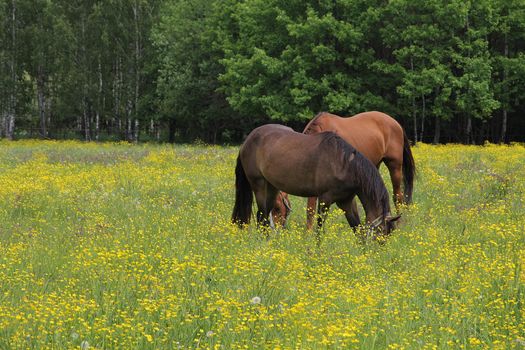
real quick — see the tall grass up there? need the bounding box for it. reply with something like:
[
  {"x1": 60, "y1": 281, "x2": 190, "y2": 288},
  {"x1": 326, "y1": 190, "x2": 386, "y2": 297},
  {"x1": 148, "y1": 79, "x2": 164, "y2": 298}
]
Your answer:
[{"x1": 0, "y1": 140, "x2": 524, "y2": 349}]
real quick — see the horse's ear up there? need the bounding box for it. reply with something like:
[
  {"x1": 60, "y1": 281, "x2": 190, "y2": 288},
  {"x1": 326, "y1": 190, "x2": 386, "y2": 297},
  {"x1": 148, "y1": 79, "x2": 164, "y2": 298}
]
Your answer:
[
  {"x1": 348, "y1": 149, "x2": 356, "y2": 162},
  {"x1": 386, "y1": 214, "x2": 401, "y2": 223}
]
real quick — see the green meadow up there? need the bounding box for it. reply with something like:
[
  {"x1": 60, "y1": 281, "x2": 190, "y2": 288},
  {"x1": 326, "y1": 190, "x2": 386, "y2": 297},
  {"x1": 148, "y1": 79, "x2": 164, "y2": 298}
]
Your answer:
[{"x1": 0, "y1": 140, "x2": 524, "y2": 349}]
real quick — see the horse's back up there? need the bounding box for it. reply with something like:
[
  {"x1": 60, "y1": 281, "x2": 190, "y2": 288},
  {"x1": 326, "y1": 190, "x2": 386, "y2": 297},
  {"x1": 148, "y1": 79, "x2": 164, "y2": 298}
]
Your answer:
[
  {"x1": 243, "y1": 124, "x2": 293, "y2": 143},
  {"x1": 348, "y1": 111, "x2": 403, "y2": 134},
  {"x1": 240, "y1": 124, "x2": 310, "y2": 177},
  {"x1": 240, "y1": 124, "x2": 345, "y2": 196},
  {"x1": 318, "y1": 111, "x2": 404, "y2": 164},
  {"x1": 240, "y1": 124, "x2": 293, "y2": 176}
]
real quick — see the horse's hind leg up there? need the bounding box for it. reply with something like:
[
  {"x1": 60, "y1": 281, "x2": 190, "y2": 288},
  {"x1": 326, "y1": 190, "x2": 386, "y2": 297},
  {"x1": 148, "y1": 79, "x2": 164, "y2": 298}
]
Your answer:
[
  {"x1": 306, "y1": 196, "x2": 317, "y2": 230},
  {"x1": 384, "y1": 158, "x2": 404, "y2": 207},
  {"x1": 265, "y1": 186, "x2": 279, "y2": 229},
  {"x1": 254, "y1": 181, "x2": 279, "y2": 230}
]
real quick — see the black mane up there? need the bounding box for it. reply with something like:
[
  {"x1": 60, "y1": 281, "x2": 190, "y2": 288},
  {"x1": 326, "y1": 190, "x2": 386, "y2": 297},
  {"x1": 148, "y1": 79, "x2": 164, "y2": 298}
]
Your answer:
[{"x1": 319, "y1": 132, "x2": 390, "y2": 218}]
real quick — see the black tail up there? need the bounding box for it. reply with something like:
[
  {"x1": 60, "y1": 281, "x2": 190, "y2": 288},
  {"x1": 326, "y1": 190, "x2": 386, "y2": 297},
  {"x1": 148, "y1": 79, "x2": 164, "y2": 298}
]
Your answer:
[
  {"x1": 231, "y1": 155, "x2": 253, "y2": 226},
  {"x1": 402, "y1": 131, "x2": 416, "y2": 204}
]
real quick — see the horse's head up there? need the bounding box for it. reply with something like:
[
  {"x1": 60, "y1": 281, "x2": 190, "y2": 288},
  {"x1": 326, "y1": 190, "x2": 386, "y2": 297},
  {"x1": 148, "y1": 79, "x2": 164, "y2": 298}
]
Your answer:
[
  {"x1": 368, "y1": 214, "x2": 401, "y2": 237},
  {"x1": 271, "y1": 192, "x2": 292, "y2": 227},
  {"x1": 303, "y1": 122, "x2": 322, "y2": 135}
]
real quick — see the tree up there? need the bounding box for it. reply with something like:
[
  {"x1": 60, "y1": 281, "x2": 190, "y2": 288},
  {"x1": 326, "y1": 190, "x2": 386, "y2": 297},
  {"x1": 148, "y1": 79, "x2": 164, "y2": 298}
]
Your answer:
[
  {"x1": 154, "y1": 0, "x2": 239, "y2": 143},
  {"x1": 54, "y1": 0, "x2": 160, "y2": 141},
  {"x1": 490, "y1": 0, "x2": 525, "y2": 142},
  {"x1": 382, "y1": 0, "x2": 463, "y2": 142},
  {"x1": 452, "y1": 0, "x2": 499, "y2": 143},
  {"x1": 0, "y1": 0, "x2": 19, "y2": 139},
  {"x1": 220, "y1": 0, "x2": 375, "y2": 123},
  {"x1": 17, "y1": 0, "x2": 64, "y2": 137},
  {"x1": 0, "y1": 0, "x2": 524, "y2": 143}
]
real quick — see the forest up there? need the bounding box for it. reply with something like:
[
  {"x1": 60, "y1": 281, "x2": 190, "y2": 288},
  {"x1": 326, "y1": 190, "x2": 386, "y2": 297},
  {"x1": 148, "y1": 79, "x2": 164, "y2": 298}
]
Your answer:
[{"x1": 0, "y1": 0, "x2": 524, "y2": 144}]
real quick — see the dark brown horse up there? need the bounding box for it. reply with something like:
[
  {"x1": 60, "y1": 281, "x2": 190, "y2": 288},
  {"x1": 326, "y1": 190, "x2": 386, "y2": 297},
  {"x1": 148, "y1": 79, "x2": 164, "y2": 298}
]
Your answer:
[
  {"x1": 231, "y1": 124, "x2": 400, "y2": 236},
  {"x1": 299, "y1": 111, "x2": 415, "y2": 229}
]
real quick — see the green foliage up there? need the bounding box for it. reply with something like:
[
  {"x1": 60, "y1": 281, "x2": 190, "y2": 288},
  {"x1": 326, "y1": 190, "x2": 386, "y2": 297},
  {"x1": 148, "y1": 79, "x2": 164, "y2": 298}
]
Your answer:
[
  {"x1": 0, "y1": 0, "x2": 524, "y2": 142},
  {"x1": 219, "y1": 0, "x2": 371, "y2": 120},
  {"x1": 0, "y1": 0, "x2": 162, "y2": 141},
  {"x1": 153, "y1": 0, "x2": 240, "y2": 142},
  {"x1": 490, "y1": 0, "x2": 525, "y2": 112}
]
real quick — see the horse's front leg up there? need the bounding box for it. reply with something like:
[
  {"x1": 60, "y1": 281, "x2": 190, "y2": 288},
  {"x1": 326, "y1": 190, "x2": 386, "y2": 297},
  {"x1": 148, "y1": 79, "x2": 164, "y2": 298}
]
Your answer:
[
  {"x1": 256, "y1": 204, "x2": 274, "y2": 229},
  {"x1": 336, "y1": 195, "x2": 360, "y2": 230},
  {"x1": 315, "y1": 196, "x2": 331, "y2": 245}
]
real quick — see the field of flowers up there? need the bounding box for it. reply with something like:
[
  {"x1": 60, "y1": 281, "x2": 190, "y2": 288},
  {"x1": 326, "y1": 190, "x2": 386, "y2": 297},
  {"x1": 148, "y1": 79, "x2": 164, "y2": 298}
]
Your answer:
[{"x1": 0, "y1": 140, "x2": 524, "y2": 349}]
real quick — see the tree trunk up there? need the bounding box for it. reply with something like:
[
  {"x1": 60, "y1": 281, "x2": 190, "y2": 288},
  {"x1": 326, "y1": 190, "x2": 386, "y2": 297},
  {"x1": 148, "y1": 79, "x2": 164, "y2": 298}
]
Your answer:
[
  {"x1": 410, "y1": 57, "x2": 417, "y2": 143},
  {"x1": 133, "y1": 1, "x2": 141, "y2": 143},
  {"x1": 114, "y1": 57, "x2": 122, "y2": 137},
  {"x1": 126, "y1": 98, "x2": 132, "y2": 141},
  {"x1": 500, "y1": 109, "x2": 507, "y2": 143},
  {"x1": 95, "y1": 111, "x2": 100, "y2": 141},
  {"x1": 96, "y1": 59, "x2": 103, "y2": 141},
  {"x1": 6, "y1": 101, "x2": 15, "y2": 141},
  {"x1": 412, "y1": 99, "x2": 417, "y2": 143},
  {"x1": 420, "y1": 94, "x2": 426, "y2": 142},
  {"x1": 433, "y1": 116, "x2": 440, "y2": 144},
  {"x1": 6, "y1": 0, "x2": 17, "y2": 140},
  {"x1": 133, "y1": 119, "x2": 139, "y2": 143},
  {"x1": 83, "y1": 97, "x2": 90, "y2": 141},
  {"x1": 127, "y1": 118, "x2": 131, "y2": 141},
  {"x1": 168, "y1": 119, "x2": 176, "y2": 143},
  {"x1": 37, "y1": 68, "x2": 47, "y2": 138},
  {"x1": 0, "y1": 112, "x2": 5, "y2": 138},
  {"x1": 465, "y1": 117, "x2": 472, "y2": 144},
  {"x1": 500, "y1": 33, "x2": 509, "y2": 143}
]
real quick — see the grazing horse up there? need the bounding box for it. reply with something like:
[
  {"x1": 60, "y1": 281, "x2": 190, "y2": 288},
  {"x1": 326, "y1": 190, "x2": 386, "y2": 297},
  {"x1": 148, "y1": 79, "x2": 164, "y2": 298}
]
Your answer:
[
  {"x1": 231, "y1": 124, "x2": 400, "y2": 236},
  {"x1": 298, "y1": 111, "x2": 416, "y2": 229},
  {"x1": 271, "y1": 192, "x2": 291, "y2": 227}
]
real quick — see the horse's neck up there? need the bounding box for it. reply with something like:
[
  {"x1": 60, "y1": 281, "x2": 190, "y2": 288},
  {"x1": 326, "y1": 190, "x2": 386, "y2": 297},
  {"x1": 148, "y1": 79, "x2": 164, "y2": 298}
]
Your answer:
[{"x1": 357, "y1": 190, "x2": 386, "y2": 223}]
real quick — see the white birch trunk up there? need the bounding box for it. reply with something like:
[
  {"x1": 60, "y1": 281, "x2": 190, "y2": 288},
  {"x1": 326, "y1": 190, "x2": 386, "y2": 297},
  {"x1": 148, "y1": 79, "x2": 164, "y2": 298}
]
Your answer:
[
  {"x1": 133, "y1": 1, "x2": 141, "y2": 143},
  {"x1": 96, "y1": 59, "x2": 103, "y2": 141},
  {"x1": 410, "y1": 57, "x2": 417, "y2": 143},
  {"x1": 501, "y1": 33, "x2": 508, "y2": 143},
  {"x1": 420, "y1": 94, "x2": 425, "y2": 142},
  {"x1": 6, "y1": 0, "x2": 17, "y2": 140},
  {"x1": 37, "y1": 68, "x2": 47, "y2": 138}
]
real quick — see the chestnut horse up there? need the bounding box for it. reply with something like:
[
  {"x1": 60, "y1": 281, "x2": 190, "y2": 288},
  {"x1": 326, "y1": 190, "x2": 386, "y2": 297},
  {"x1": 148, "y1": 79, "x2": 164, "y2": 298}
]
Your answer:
[
  {"x1": 231, "y1": 124, "x2": 400, "y2": 236},
  {"x1": 300, "y1": 111, "x2": 416, "y2": 229},
  {"x1": 271, "y1": 192, "x2": 291, "y2": 227}
]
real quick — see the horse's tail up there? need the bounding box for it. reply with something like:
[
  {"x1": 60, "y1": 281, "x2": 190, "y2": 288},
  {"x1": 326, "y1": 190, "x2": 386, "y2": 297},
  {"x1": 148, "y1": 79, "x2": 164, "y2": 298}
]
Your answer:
[
  {"x1": 231, "y1": 155, "x2": 253, "y2": 226},
  {"x1": 402, "y1": 131, "x2": 416, "y2": 204}
]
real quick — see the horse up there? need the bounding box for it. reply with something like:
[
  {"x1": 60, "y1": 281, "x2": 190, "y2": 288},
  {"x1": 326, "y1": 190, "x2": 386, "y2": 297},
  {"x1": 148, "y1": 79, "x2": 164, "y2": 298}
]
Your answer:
[
  {"x1": 297, "y1": 111, "x2": 416, "y2": 229},
  {"x1": 231, "y1": 124, "x2": 400, "y2": 236},
  {"x1": 271, "y1": 191, "x2": 292, "y2": 227}
]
